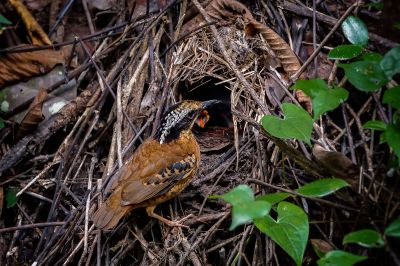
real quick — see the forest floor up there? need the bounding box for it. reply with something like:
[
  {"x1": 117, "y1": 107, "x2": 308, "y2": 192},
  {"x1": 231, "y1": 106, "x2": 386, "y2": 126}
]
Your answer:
[{"x1": 0, "y1": 0, "x2": 399, "y2": 265}]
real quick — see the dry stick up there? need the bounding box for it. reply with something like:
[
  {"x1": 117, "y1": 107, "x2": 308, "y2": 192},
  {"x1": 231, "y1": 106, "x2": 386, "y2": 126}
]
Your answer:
[
  {"x1": 82, "y1": 0, "x2": 95, "y2": 35},
  {"x1": 0, "y1": 222, "x2": 66, "y2": 234},
  {"x1": 0, "y1": 23, "x2": 128, "y2": 55},
  {"x1": 78, "y1": 38, "x2": 140, "y2": 137},
  {"x1": 237, "y1": 225, "x2": 253, "y2": 266},
  {"x1": 206, "y1": 233, "x2": 243, "y2": 253},
  {"x1": 312, "y1": 0, "x2": 318, "y2": 78},
  {"x1": 291, "y1": 1, "x2": 360, "y2": 81},
  {"x1": 191, "y1": 0, "x2": 269, "y2": 115},
  {"x1": 341, "y1": 105, "x2": 357, "y2": 164},
  {"x1": 63, "y1": 225, "x2": 96, "y2": 265},
  {"x1": 79, "y1": 156, "x2": 97, "y2": 265},
  {"x1": 247, "y1": 178, "x2": 359, "y2": 212},
  {"x1": 345, "y1": 104, "x2": 373, "y2": 173}
]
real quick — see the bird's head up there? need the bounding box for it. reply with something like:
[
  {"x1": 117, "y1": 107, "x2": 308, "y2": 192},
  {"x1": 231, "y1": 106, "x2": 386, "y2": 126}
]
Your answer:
[{"x1": 155, "y1": 100, "x2": 220, "y2": 144}]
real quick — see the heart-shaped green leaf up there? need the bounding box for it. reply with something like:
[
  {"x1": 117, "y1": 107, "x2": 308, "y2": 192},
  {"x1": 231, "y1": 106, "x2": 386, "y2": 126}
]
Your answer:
[
  {"x1": 363, "y1": 120, "x2": 387, "y2": 131},
  {"x1": 297, "y1": 178, "x2": 349, "y2": 197},
  {"x1": 256, "y1": 192, "x2": 290, "y2": 205},
  {"x1": 380, "y1": 46, "x2": 400, "y2": 79},
  {"x1": 385, "y1": 217, "x2": 400, "y2": 237},
  {"x1": 363, "y1": 52, "x2": 383, "y2": 62},
  {"x1": 339, "y1": 61, "x2": 389, "y2": 91},
  {"x1": 292, "y1": 79, "x2": 348, "y2": 119},
  {"x1": 261, "y1": 103, "x2": 313, "y2": 144},
  {"x1": 341, "y1": 16, "x2": 369, "y2": 46},
  {"x1": 343, "y1": 229, "x2": 384, "y2": 248},
  {"x1": 317, "y1": 250, "x2": 367, "y2": 266},
  {"x1": 254, "y1": 202, "x2": 309, "y2": 266},
  {"x1": 384, "y1": 124, "x2": 400, "y2": 159},
  {"x1": 214, "y1": 185, "x2": 271, "y2": 230},
  {"x1": 328, "y1": 45, "x2": 363, "y2": 60},
  {"x1": 383, "y1": 86, "x2": 400, "y2": 109}
]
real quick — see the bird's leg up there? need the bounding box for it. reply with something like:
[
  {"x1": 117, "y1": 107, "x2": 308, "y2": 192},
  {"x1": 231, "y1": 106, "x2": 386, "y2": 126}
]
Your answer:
[{"x1": 146, "y1": 206, "x2": 189, "y2": 228}]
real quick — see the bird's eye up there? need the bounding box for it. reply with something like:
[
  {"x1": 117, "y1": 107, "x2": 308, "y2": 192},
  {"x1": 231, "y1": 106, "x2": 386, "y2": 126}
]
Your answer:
[{"x1": 188, "y1": 110, "x2": 197, "y2": 120}]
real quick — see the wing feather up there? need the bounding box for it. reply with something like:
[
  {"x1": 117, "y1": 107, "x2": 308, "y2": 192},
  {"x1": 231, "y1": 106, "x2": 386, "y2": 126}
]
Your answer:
[{"x1": 121, "y1": 154, "x2": 197, "y2": 205}]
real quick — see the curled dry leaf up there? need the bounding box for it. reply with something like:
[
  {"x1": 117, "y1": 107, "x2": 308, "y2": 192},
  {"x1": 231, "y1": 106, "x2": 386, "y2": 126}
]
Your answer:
[
  {"x1": 312, "y1": 144, "x2": 359, "y2": 189},
  {"x1": 25, "y1": 0, "x2": 51, "y2": 11},
  {"x1": 17, "y1": 88, "x2": 48, "y2": 139},
  {"x1": 310, "y1": 239, "x2": 334, "y2": 256},
  {"x1": 9, "y1": 0, "x2": 51, "y2": 45},
  {"x1": 182, "y1": 0, "x2": 312, "y2": 112},
  {"x1": 0, "y1": 48, "x2": 65, "y2": 87}
]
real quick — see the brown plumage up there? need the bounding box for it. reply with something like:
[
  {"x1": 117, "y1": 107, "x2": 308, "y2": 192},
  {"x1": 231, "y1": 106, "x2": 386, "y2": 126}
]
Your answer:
[{"x1": 92, "y1": 100, "x2": 219, "y2": 229}]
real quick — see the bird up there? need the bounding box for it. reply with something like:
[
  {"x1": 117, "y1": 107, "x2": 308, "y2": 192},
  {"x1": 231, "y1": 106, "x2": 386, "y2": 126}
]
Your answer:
[{"x1": 92, "y1": 100, "x2": 219, "y2": 230}]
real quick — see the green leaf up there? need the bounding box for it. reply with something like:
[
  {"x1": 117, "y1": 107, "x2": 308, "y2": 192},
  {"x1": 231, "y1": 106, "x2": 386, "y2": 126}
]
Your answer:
[
  {"x1": 364, "y1": 2, "x2": 384, "y2": 11},
  {"x1": 383, "y1": 86, "x2": 400, "y2": 109},
  {"x1": 385, "y1": 217, "x2": 400, "y2": 237},
  {"x1": 0, "y1": 117, "x2": 4, "y2": 129},
  {"x1": 0, "y1": 14, "x2": 12, "y2": 25},
  {"x1": 339, "y1": 61, "x2": 389, "y2": 91},
  {"x1": 5, "y1": 187, "x2": 18, "y2": 208},
  {"x1": 317, "y1": 250, "x2": 367, "y2": 266},
  {"x1": 363, "y1": 52, "x2": 383, "y2": 62},
  {"x1": 343, "y1": 229, "x2": 384, "y2": 248},
  {"x1": 380, "y1": 46, "x2": 400, "y2": 79},
  {"x1": 256, "y1": 192, "x2": 290, "y2": 205},
  {"x1": 254, "y1": 202, "x2": 309, "y2": 266},
  {"x1": 341, "y1": 16, "x2": 369, "y2": 46},
  {"x1": 292, "y1": 79, "x2": 348, "y2": 119},
  {"x1": 328, "y1": 45, "x2": 363, "y2": 60},
  {"x1": 384, "y1": 124, "x2": 400, "y2": 159},
  {"x1": 261, "y1": 103, "x2": 313, "y2": 144},
  {"x1": 297, "y1": 178, "x2": 349, "y2": 197},
  {"x1": 215, "y1": 185, "x2": 271, "y2": 230},
  {"x1": 363, "y1": 120, "x2": 387, "y2": 131}
]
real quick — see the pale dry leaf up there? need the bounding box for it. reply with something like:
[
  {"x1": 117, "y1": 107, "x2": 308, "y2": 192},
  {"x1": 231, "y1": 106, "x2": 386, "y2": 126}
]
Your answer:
[
  {"x1": 17, "y1": 88, "x2": 48, "y2": 139},
  {"x1": 313, "y1": 144, "x2": 359, "y2": 189}
]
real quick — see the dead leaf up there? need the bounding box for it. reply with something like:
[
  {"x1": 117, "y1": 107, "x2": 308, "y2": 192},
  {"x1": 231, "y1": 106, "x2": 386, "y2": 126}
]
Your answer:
[
  {"x1": 25, "y1": 0, "x2": 51, "y2": 11},
  {"x1": 0, "y1": 47, "x2": 65, "y2": 87},
  {"x1": 310, "y1": 239, "x2": 334, "y2": 255},
  {"x1": 17, "y1": 88, "x2": 48, "y2": 139},
  {"x1": 9, "y1": 0, "x2": 51, "y2": 45},
  {"x1": 313, "y1": 144, "x2": 359, "y2": 189},
  {"x1": 88, "y1": 0, "x2": 117, "y2": 10}
]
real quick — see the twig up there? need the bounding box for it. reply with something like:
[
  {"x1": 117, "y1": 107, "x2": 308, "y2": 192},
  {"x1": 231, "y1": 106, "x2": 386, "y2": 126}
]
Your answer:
[
  {"x1": 0, "y1": 222, "x2": 66, "y2": 234},
  {"x1": 291, "y1": 1, "x2": 360, "y2": 80}
]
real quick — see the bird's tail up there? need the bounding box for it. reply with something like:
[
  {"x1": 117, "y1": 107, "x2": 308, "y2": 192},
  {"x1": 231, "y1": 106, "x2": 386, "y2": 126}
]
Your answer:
[{"x1": 92, "y1": 195, "x2": 132, "y2": 230}]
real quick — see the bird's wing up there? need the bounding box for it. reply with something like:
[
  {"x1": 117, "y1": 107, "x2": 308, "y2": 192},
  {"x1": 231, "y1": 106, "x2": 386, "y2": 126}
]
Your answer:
[{"x1": 120, "y1": 153, "x2": 197, "y2": 205}]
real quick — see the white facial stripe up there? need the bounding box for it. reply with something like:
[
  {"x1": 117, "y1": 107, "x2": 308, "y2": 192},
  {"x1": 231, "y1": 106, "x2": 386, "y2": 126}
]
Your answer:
[{"x1": 159, "y1": 108, "x2": 190, "y2": 144}]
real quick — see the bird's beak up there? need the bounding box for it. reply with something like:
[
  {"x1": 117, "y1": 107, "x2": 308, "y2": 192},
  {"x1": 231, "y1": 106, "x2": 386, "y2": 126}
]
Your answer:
[{"x1": 201, "y1": 100, "x2": 221, "y2": 109}]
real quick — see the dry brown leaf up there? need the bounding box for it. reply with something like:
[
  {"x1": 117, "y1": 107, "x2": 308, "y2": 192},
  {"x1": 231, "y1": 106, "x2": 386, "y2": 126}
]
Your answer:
[
  {"x1": 310, "y1": 239, "x2": 334, "y2": 254},
  {"x1": 313, "y1": 144, "x2": 359, "y2": 189},
  {"x1": 9, "y1": 0, "x2": 51, "y2": 45},
  {"x1": 25, "y1": 0, "x2": 51, "y2": 11},
  {"x1": 0, "y1": 47, "x2": 65, "y2": 87},
  {"x1": 17, "y1": 88, "x2": 48, "y2": 139}
]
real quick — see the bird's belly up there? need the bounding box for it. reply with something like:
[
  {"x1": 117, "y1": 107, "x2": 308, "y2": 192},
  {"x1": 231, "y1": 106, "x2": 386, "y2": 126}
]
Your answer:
[{"x1": 136, "y1": 177, "x2": 192, "y2": 208}]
